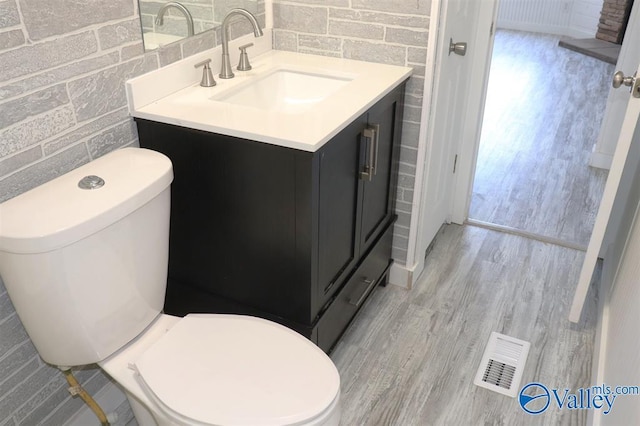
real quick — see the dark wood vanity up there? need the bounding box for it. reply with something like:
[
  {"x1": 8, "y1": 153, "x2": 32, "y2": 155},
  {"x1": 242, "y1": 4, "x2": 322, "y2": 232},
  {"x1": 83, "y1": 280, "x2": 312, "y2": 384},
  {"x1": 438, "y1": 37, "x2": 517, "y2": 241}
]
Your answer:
[{"x1": 136, "y1": 83, "x2": 405, "y2": 353}]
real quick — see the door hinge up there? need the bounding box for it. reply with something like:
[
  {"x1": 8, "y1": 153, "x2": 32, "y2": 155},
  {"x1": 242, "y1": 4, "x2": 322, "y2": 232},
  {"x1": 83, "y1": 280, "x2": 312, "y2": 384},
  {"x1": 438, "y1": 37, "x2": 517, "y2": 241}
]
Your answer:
[
  {"x1": 453, "y1": 154, "x2": 458, "y2": 173},
  {"x1": 490, "y1": 22, "x2": 494, "y2": 36}
]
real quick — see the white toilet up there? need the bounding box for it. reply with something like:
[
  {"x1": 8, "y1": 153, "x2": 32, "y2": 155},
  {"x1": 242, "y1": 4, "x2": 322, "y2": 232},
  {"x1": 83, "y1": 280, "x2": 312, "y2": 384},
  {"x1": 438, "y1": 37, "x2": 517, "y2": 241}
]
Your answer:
[{"x1": 0, "y1": 148, "x2": 341, "y2": 426}]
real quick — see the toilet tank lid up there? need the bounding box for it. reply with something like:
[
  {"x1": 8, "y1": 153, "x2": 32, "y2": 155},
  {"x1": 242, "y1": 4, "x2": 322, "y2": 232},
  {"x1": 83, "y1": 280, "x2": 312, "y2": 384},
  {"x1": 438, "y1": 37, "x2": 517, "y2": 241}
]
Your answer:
[{"x1": 0, "y1": 148, "x2": 173, "y2": 254}]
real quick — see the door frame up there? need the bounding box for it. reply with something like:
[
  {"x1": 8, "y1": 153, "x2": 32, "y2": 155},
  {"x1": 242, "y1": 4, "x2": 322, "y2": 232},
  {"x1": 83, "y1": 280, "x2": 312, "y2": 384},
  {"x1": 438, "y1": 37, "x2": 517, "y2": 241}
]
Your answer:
[{"x1": 403, "y1": 0, "x2": 498, "y2": 284}]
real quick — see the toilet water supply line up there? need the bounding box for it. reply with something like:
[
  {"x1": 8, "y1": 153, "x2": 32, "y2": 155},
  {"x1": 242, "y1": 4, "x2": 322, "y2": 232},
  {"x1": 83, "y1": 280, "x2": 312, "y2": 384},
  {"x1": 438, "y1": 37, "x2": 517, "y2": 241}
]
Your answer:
[{"x1": 61, "y1": 368, "x2": 110, "y2": 426}]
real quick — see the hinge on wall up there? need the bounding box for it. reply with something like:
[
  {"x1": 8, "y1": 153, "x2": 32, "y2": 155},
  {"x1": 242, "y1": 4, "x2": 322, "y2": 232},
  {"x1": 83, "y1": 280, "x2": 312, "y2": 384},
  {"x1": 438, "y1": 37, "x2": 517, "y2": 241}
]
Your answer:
[{"x1": 453, "y1": 154, "x2": 458, "y2": 173}]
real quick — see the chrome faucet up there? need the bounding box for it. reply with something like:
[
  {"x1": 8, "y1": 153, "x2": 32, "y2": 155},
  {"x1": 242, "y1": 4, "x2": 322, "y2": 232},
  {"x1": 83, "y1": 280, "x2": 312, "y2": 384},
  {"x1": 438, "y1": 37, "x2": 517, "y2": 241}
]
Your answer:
[
  {"x1": 219, "y1": 8, "x2": 263, "y2": 79},
  {"x1": 155, "y1": 2, "x2": 195, "y2": 37}
]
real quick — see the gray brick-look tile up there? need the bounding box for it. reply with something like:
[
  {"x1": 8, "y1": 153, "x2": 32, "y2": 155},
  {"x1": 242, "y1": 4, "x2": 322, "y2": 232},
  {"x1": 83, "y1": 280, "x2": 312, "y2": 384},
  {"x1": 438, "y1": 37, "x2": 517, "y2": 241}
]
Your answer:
[
  {"x1": 298, "y1": 48, "x2": 341, "y2": 58},
  {"x1": 400, "y1": 145, "x2": 418, "y2": 165},
  {"x1": 398, "y1": 173, "x2": 416, "y2": 189},
  {"x1": 273, "y1": 30, "x2": 297, "y2": 52},
  {"x1": 98, "y1": 19, "x2": 143, "y2": 51},
  {"x1": 410, "y1": 64, "x2": 426, "y2": 77},
  {"x1": 0, "y1": 358, "x2": 40, "y2": 409},
  {"x1": 0, "y1": 341, "x2": 38, "y2": 385},
  {"x1": 0, "y1": 143, "x2": 90, "y2": 203},
  {"x1": 0, "y1": 31, "x2": 98, "y2": 83},
  {"x1": 408, "y1": 46, "x2": 428, "y2": 64},
  {"x1": 0, "y1": 292, "x2": 15, "y2": 321},
  {"x1": 342, "y1": 39, "x2": 406, "y2": 66},
  {"x1": 181, "y1": 30, "x2": 216, "y2": 57},
  {"x1": 329, "y1": 20, "x2": 384, "y2": 40},
  {"x1": 0, "y1": 84, "x2": 69, "y2": 129},
  {"x1": 0, "y1": 29, "x2": 23, "y2": 50},
  {"x1": 298, "y1": 34, "x2": 341, "y2": 51},
  {"x1": 68, "y1": 55, "x2": 157, "y2": 122},
  {"x1": 158, "y1": 43, "x2": 183, "y2": 67},
  {"x1": 273, "y1": 4, "x2": 327, "y2": 34},
  {"x1": 11, "y1": 368, "x2": 66, "y2": 423},
  {"x1": 0, "y1": 146, "x2": 42, "y2": 177},
  {"x1": 0, "y1": 1, "x2": 19, "y2": 29},
  {"x1": 87, "y1": 120, "x2": 138, "y2": 159},
  {"x1": 16, "y1": 377, "x2": 72, "y2": 425},
  {"x1": 391, "y1": 246, "x2": 407, "y2": 263},
  {"x1": 0, "y1": 52, "x2": 120, "y2": 101},
  {"x1": 328, "y1": 8, "x2": 429, "y2": 28},
  {"x1": 155, "y1": 16, "x2": 194, "y2": 38},
  {"x1": 395, "y1": 210, "x2": 411, "y2": 228},
  {"x1": 43, "y1": 108, "x2": 129, "y2": 156},
  {"x1": 401, "y1": 188, "x2": 414, "y2": 203},
  {"x1": 406, "y1": 76, "x2": 425, "y2": 98},
  {"x1": 386, "y1": 27, "x2": 429, "y2": 47},
  {"x1": 0, "y1": 106, "x2": 76, "y2": 159},
  {"x1": 37, "y1": 370, "x2": 111, "y2": 426},
  {"x1": 121, "y1": 43, "x2": 146, "y2": 61},
  {"x1": 398, "y1": 161, "x2": 417, "y2": 176},
  {"x1": 392, "y1": 233, "x2": 409, "y2": 248},
  {"x1": 352, "y1": 0, "x2": 431, "y2": 15},
  {"x1": 404, "y1": 105, "x2": 422, "y2": 124},
  {"x1": 20, "y1": 0, "x2": 134, "y2": 41},
  {"x1": 401, "y1": 121, "x2": 421, "y2": 148},
  {"x1": 393, "y1": 223, "x2": 410, "y2": 238},
  {"x1": 0, "y1": 315, "x2": 30, "y2": 355},
  {"x1": 275, "y1": 0, "x2": 347, "y2": 5},
  {"x1": 395, "y1": 200, "x2": 413, "y2": 214},
  {"x1": 404, "y1": 92, "x2": 423, "y2": 108}
]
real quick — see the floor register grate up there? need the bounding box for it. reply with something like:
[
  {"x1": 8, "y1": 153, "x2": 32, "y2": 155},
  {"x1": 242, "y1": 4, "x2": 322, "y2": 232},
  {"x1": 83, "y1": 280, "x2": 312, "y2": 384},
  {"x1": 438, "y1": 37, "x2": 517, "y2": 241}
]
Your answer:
[{"x1": 474, "y1": 332, "x2": 530, "y2": 397}]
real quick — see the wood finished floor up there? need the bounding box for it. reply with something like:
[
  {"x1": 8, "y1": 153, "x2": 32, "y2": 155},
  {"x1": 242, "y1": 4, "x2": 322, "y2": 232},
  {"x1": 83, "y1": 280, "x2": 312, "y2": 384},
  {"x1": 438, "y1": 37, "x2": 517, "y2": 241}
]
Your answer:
[
  {"x1": 469, "y1": 30, "x2": 612, "y2": 247},
  {"x1": 331, "y1": 224, "x2": 597, "y2": 425}
]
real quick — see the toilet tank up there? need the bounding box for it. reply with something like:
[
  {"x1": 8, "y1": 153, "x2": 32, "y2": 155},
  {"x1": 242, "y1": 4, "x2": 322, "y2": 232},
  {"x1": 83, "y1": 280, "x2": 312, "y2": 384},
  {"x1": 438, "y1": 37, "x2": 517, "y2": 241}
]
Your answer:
[{"x1": 0, "y1": 148, "x2": 173, "y2": 367}]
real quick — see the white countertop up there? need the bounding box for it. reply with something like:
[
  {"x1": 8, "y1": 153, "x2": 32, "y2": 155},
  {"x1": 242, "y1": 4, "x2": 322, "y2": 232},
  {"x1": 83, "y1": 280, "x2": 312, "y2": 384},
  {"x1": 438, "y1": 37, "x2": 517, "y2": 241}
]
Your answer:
[{"x1": 129, "y1": 48, "x2": 412, "y2": 152}]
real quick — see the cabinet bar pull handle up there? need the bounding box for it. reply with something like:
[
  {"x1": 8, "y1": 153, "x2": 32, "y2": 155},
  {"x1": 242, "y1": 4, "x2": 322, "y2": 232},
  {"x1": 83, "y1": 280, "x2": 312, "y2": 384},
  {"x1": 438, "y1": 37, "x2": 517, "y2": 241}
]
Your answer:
[
  {"x1": 360, "y1": 124, "x2": 379, "y2": 181},
  {"x1": 370, "y1": 123, "x2": 380, "y2": 177},
  {"x1": 348, "y1": 277, "x2": 377, "y2": 307}
]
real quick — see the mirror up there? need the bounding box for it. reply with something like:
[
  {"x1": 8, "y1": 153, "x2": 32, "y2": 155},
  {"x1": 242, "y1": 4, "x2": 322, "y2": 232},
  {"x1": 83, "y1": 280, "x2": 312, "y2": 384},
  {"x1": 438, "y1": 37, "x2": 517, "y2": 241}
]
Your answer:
[{"x1": 139, "y1": 0, "x2": 263, "y2": 51}]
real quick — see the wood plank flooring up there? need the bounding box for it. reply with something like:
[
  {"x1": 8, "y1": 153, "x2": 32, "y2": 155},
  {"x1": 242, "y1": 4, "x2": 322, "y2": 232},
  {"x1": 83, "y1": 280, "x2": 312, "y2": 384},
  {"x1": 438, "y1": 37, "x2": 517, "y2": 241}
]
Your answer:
[
  {"x1": 331, "y1": 224, "x2": 597, "y2": 425},
  {"x1": 469, "y1": 30, "x2": 612, "y2": 248}
]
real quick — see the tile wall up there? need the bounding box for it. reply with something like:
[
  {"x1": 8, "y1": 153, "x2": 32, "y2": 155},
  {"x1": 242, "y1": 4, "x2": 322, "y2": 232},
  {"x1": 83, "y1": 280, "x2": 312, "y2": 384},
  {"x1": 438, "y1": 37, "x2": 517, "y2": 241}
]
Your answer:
[
  {"x1": 0, "y1": 0, "x2": 429, "y2": 423},
  {"x1": 0, "y1": 0, "x2": 263, "y2": 423}
]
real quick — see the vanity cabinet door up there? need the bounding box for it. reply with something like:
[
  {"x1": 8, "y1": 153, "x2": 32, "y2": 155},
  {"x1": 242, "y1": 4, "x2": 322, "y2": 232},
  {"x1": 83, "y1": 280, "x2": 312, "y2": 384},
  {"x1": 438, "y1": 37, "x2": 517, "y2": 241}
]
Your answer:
[
  {"x1": 359, "y1": 87, "x2": 403, "y2": 254},
  {"x1": 316, "y1": 115, "x2": 366, "y2": 309}
]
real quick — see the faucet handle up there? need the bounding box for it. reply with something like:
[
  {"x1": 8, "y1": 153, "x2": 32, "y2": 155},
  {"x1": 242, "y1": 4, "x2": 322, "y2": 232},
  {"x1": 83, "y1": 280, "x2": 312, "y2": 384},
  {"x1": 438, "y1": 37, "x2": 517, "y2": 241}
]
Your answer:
[
  {"x1": 194, "y1": 59, "x2": 216, "y2": 87},
  {"x1": 237, "y1": 43, "x2": 254, "y2": 72}
]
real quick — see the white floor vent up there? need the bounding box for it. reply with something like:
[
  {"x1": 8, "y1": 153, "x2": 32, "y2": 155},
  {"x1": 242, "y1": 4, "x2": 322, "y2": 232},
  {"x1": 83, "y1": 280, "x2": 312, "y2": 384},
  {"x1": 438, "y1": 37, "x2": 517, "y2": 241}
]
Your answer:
[{"x1": 473, "y1": 332, "x2": 530, "y2": 397}]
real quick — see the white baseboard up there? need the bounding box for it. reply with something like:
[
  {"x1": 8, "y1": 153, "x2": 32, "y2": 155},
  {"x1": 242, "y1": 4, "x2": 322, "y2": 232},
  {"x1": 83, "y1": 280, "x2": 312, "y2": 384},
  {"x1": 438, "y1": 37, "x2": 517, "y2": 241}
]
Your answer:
[
  {"x1": 590, "y1": 151, "x2": 613, "y2": 170},
  {"x1": 388, "y1": 262, "x2": 415, "y2": 289},
  {"x1": 498, "y1": 21, "x2": 572, "y2": 37},
  {"x1": 64, "y1": 381, "x2": 128, "y2": 426},
  {"x1": 566, "y1": 27, "x2": 597, "y2": 39}
]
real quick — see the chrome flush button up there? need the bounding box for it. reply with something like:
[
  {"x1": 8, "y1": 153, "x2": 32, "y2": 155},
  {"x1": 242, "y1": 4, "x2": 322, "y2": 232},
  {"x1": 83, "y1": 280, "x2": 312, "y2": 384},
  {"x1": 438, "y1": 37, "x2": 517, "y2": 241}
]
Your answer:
[{"x1": 78, "y1": 175, "x2": 105, "y2": 190}]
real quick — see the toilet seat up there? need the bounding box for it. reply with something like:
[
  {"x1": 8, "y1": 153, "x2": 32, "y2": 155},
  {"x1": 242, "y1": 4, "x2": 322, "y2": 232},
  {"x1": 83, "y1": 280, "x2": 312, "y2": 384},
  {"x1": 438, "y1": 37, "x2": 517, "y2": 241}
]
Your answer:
[{"x1": 133, "y1": 314, "x2": 340, "y2": 425}]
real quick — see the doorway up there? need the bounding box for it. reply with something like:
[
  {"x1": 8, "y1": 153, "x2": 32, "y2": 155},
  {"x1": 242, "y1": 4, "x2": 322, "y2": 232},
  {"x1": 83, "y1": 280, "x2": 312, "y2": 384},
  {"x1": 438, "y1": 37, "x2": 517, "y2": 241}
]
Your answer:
[{"x1": 467, "y1": 29, "x2": 614, "y2": 249}]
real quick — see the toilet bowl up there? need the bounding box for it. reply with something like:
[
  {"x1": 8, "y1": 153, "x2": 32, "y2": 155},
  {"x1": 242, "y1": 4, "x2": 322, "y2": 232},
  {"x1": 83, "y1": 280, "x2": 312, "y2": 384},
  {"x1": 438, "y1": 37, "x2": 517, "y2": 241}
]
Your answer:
[
  {"x1": 101, "y1": 314, "x2": 341, "y2": 426},
  {"x1": 0, "y1": 148, "x2": 341, "y2": 425}
]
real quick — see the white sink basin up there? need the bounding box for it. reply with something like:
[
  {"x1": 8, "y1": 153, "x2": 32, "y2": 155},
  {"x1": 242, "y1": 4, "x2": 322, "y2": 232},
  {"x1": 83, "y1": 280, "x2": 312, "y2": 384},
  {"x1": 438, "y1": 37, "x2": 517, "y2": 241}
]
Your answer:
[
  {"x1": 127, "y1": 50, "x2": 412, "y2": 151},
  {"x1": 213, "y1": 69, "x2": 353, "y2": 113}
]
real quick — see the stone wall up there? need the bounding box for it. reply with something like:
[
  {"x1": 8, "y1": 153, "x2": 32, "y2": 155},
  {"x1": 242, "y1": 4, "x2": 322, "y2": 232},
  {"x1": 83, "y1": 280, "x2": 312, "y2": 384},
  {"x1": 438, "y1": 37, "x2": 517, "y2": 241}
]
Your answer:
[
  {"x1": 597, "y1": 0, "x2": 634, "y2": 43},
  {"x1": 0, "y1": 0, "x2": 259, "y2": 423},
  {"x1": 272, "y1": 0, "x2": 430, "y2": 264}
]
